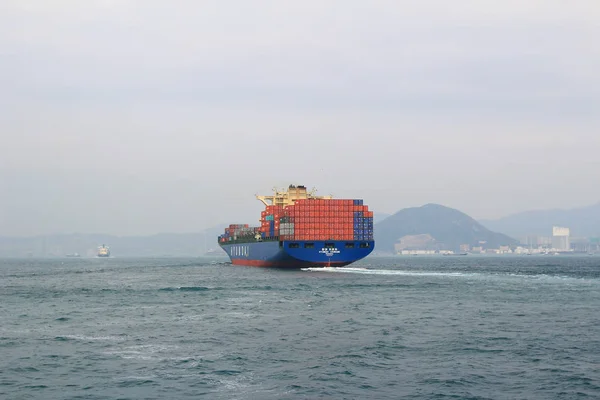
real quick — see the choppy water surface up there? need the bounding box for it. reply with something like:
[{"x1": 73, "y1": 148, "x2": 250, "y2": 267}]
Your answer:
[{"x1": 1, "y1": 256, "x2": 599, "y2": 399}]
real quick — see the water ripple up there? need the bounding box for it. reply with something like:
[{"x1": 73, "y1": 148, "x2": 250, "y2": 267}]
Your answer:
[{"x1": 1, "y1": 256, "x2": 599, "y2": 399}]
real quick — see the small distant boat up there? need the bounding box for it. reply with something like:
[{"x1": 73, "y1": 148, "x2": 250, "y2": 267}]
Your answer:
[
  {"x1": 65, "y1": 253, "x2": 81, "y2": 258},
  {"x1": 443, "y1": 253, "x2": 468, "y2": 256},
  {"x1": 97, "y1": 245, "x2": 110, "y2": 257}
]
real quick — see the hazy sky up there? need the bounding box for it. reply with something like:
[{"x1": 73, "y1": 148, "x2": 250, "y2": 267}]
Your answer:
[{"x1": 1, "y1": 0, "x2": 599, "y2": 236}]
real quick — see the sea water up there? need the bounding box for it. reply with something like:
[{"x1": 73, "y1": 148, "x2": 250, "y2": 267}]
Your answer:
[{"x1": 1, "y1": 256, "x2": 599, "y2": 399}]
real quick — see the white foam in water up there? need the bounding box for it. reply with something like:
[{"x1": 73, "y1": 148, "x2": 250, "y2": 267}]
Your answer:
[
  {"x1": 329, "y1": 267, "x2": 369, "y2": 271},
  {"x1": 301, "y1": 267, "x2": 478, "y2": 277},
  {"x1": 62, "y1": 334, "x2": 126, "y2": 341},
  {"x1": 301, "y1": 267, "x2": 598, "y2": 283}
]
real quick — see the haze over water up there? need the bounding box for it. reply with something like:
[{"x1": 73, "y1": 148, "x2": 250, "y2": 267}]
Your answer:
[
  {"x1": 2, "y1": 1, "x2": 599, "y2": 236},
  {"x1": 2, "y1": 256, "x2": 599, "y2": 399}
]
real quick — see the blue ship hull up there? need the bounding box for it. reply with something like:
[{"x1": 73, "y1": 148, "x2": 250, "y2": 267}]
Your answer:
[{"x1": 219, "y1": 240, "x2": 374, "y2": 268}]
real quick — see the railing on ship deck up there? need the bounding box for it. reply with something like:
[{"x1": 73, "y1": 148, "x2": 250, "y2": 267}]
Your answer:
[{"x1": 219, "y1": 236, "x2": 280, "y2": 245}]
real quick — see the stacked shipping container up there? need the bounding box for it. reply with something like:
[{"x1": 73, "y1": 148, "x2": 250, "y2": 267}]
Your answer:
[
  {"x1": 222, "y1": 199, "x2": 374, "y2": 242},
  {"x1": 259, "y1": 205, "x2": 283, "y2": 239},
  {"x1": 219, "y1": 224, "x2": 260, "y2": 243},
  {"x1": 279, "y1": 199, "x2": 374, "y2": 241}
]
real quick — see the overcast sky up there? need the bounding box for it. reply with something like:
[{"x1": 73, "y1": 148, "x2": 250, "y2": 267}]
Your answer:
[{"x1": 1, "y1": 0, "x2": 599, "y2": 236}]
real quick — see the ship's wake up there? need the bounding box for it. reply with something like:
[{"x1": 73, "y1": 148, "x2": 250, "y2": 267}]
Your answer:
[
  {"x1": 301, "y1": 267, "x2": 471, "y2": 276},
  {"x1": 301, "y1": 267, "x2": 598, "y2": 283}
]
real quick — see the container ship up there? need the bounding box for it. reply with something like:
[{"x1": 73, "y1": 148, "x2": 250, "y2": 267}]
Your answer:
[
  {"x1": 218, "y1": 185, "x2": 374, "y2": 268},
  {"x1": 97, "y1": 245, "x2": 110, "y2": 257}
]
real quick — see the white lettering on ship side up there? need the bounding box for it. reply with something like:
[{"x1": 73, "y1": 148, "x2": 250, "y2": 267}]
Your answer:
[
  {"x1": 319, "y1": 247, "x2": 340, "y2": 257},
  {"x1": 231, "y1": 245, "x2": 250, "y2": 257}
]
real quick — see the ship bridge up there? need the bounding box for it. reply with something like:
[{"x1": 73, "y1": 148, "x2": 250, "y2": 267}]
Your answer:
[{"x1": 256, "y1": 184, "x2": 332, "y2": 207}]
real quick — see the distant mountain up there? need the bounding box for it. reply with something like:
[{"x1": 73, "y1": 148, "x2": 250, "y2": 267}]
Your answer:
[
  {"x1": 375, "y1": 204, "x2": 517, "y2": 253},
  {"x1": 480, "y1": 202, "x2": 600, "y2": 239},
  {"x1": 373, "y1": 212, "x2": 391, "y2": 224}
]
